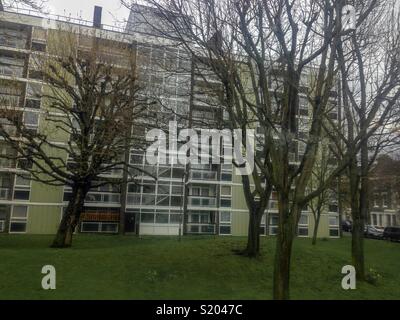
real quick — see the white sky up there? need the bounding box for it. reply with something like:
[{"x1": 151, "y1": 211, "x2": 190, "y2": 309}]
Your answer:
[{"x1": 44, "y1": 0, "x2": 131, "y2": 28}]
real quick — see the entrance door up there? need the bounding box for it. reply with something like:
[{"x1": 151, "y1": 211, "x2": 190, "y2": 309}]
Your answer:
[{"x1": 124, "y1": 212, "x2": 136, "y2": 233}]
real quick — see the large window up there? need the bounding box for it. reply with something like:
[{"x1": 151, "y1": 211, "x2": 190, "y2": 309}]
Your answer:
[{"x1": 9, "y1": 205, "x2": 28, "y2": 233}]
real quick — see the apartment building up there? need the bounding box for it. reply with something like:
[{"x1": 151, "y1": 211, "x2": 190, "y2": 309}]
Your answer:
[{"x1": 0, "y1": 4, "x2": 341, "y2": 238}]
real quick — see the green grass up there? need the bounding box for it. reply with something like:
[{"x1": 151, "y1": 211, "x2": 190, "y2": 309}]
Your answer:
[{"x1": 0, "y1": 234, "x2": 399, "y2": 299}]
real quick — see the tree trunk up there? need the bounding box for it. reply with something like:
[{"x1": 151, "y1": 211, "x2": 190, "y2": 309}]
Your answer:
[
  {"x1": 51, "y1": 185, "x2": 88, "y2": 248},
  {"x1": 312, "y1": 213, "x2": 321, "y2": 245},
  {"x1": 273, "y1": 218, "x2": 295, "y2": 300},
  {"x1": 244, "y1": 209, "x2": 263, "y2": 257},
  {"x1": 273, "y1": 193, "x2": 296, "y2": 300},
  {"x1": 349, "y1": 157, "x2": 365, "y2": 280}
]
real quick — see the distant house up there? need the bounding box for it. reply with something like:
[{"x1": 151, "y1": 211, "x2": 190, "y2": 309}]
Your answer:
[{"x1": 369, "y1": 155, "x2": 400, "y2": 228}]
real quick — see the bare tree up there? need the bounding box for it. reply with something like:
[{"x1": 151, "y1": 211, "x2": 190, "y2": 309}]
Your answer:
[
  {"x1": 123, "y1": 0, "x2": 393, "y2": 299},
  {"x1": 0, "y1": 30, "x2": 149, "y2": 247},
  {"x1": 334, "y1": 0, "x2": 400, "y2": 280},
  {"x1": 308, "y1": 141, "x2": 336, "y2": 245},
  {"x1": 1, "y1": 0, "x2": 46, "y2": 11}
]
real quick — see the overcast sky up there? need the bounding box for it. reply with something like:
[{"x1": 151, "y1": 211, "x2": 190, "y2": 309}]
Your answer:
[{"x1": 44, "y1": 0, "x2": 131, "y2": 28}]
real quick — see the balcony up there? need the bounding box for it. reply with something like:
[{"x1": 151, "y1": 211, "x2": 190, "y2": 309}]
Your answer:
[
  {"x1": 188, "y1": 196, "x2": 217, "y2": 208},
  {"x1": 85, "y1": 192, "x2": 121, "y2": 204},
  {"x1": 80, "y1": 212, "x2": 120, "y2": 222},
  {"x1": 190, "y1": 170, "x2": 217, "y2": 181}
]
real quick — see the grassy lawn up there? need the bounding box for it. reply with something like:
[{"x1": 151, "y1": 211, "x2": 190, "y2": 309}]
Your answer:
[{"x1": 0, "y1": 234, "x2": 399, "y2": 300}]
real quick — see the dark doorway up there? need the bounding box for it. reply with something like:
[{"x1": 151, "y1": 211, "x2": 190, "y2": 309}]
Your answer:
[{"x1": 124, "y1": 212, "x2": 136, "y2": 233}]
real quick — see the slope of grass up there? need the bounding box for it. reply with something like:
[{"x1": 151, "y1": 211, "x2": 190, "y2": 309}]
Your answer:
[{"x1": 0, "y1": 234, "x2": 399, "y2": 300}]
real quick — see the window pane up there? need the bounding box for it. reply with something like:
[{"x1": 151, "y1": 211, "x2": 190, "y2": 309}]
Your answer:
[
  {"x1": 15, "y1": 174, "x2": 30, "y2": 186},
  {"x1": 26, "y1": 83, "x2": 42, "y2": 98},
  {"x1": 24, "y1": 112, "x2": 39, "y2": 125},
  {"x1": 298, "y1": 227, "x2": 308, "y2": 236},
  {"x1": 12, "y1": 205, "x2": 27, "y2": 218},
  {"x1": 141, "y1": 213, "x2": 154, "y2": 223},
  {"x1": 169, "y1": 214, "x2": 181, "y2": 224},
  {"x1": 157, "y1": 183, "x2": 170, "y2": 194},
  {"x1": 155, "y1": 213, "x2": 169, "y2": 224},
  {"x1": 299, "y1": 214, "x2": 308, "y2": 225},
  {"x1": 128, "y1": 184, "x2": 141, "y2": 193},
  {"x1": 220, "y1": 212, "x2": 231, "y2": 223},
  {"x1": 142, "y1": 184, "x2": 156, "y2": 194},
  {"x1": 219, "y1": 225, "x2": 231, "y2": 235},
  {"x1": 81, "y1": 222, "x2": 99, "y2": 232},
  {"x1": 221, "y1": 186, "x2": 231, "y2": 196},
  {"x1": 329, "y1": 228, "x2": 339, "y2": 237},
  {"x1": 101, "y1": 223, "x2": 118, "y2": 233},
  {"x1": 221, "y1": 199, "x2": 231, "y2": 207},
  {"x1": 10, "y1": 221, "x2": 26, "y2": 232},
  {"x1": 329, "y1": 216, "x2": 339, "y2": 226}
]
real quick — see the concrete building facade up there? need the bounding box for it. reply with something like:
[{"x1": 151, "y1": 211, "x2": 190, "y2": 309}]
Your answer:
[{"x1": 0, "y1": 5, "x2": 340, "y2": 239}]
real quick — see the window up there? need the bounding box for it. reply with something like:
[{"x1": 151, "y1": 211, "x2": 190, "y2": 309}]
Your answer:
[
  {"x1": 26, "y1": 83, "x2": 42, "y2": 98},
  {"x1": 329, "y1": 204, "x2": 338, "y2": 212},
  {"x1": 299, "y1": 214, "x2": 308, "y2": 225},
  {"x1": 169, "y1": 213, "x2": 181, "y2": 224},
  {"x1": 24, "y1": 111, "x2": 39, "y2": 132},
  {"x1": 157, "y1": 183, "x2": 170, "y2": 195},
  {"x1": 13, "y1": 174, "x2": 30, "y2": 201},
  {"x1": 221, "y1": 186, "x2": 231, "y2": 196},
  {"x1": 141, "y1": 212, "x2": 155, "y2": 223},
  {"x1": 25, "y1": 99, "x2": 41, "y2": 109},
  {"x1": 81, "y1": 222, "x2": 118, "y2": 233},
  {"x1": 372, "y1": 214, "x2": 378, "y2": 226},
  {"x1": 382, "y1": 193, "x2": 388, "y2": 207},
  {"x1": 0, "y1": 55, "x2": 24, "y2": 77},
  {"x1": 373, "y1": 193, "x2": 381, "y2": 208},
  {"x1": 220, "y1": 212, "x2": 231, "y2": 223},
  {"x1": 219, "y1": 211, "x2": 231, "y2": 235},
  {"x1": 155, "y1": 213, "x2": 169, "y2": 224},
  {"x1": 221, "y1": 173, "x2": 232, "y2": 181},
  {"x1": 298, "y1": 214, "x2": 308, "y2": 237},
  {"x1": 219, "y1": 225, "x2": 231, "y2": 235},
  {"x1": 298, "y1": 227, "x2": 308, "y2": 236},
  {"x1": 329, "y1": 215, "x2": 340, "y2": 238},
  {"x1": 329, "y1": 228, "x2": 339, "y2": 237},
  {"x1": 31, "y1": 41, "x2": 46, "y2": 52},
  {"x1": 9, "y1": 205, "x2": 28, "y2": 233},
  {"x1": 220, "y1": 199, "x2": 231, "y2": 207},
  {"x1": 329, "y1": 216, "x2": 339, "y2": 226},
  {"x1": 128, "y1": 183, "x2": 141, "y2": 193}
]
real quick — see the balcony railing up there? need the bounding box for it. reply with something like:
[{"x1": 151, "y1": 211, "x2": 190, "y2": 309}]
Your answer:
[
  {"x1": 190, "y1": 170, "x2": 217, "y2": 181},
  {"x1": 85, "y1": 192, "x2": 120, "y2": 204},
  {"x1": 80, "y1": 212, "x2": 120, "y2": 222},
  {"x1": 188, "y1": 196, "x2": 217, "y2": 207}
]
